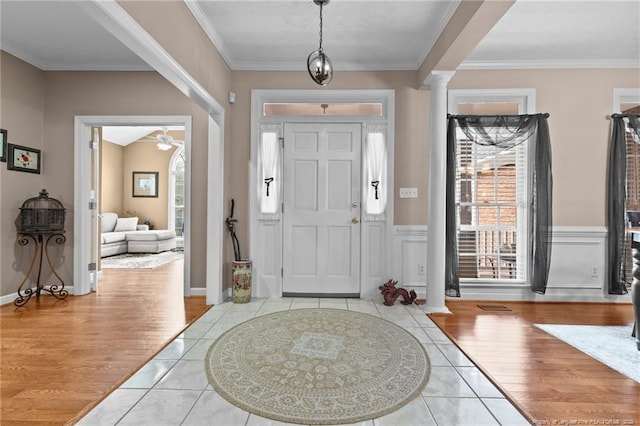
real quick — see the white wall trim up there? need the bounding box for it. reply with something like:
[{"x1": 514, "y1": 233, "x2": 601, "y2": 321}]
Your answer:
[
  {"x1": 391, "y1": 225, "x2": 627, "y2": 303},
  {"x1": 459, "y1": 59, "x2": 640, "y2": 71},
  {"x1": 206, "y1": 117, "x2": 225, "y2": 305},
  {"x1": 613, "y1": 88, "x2": 640, "y2": 113},
  {"x1": 448, "y1": 88, "x2": 536, "y2": 114}
]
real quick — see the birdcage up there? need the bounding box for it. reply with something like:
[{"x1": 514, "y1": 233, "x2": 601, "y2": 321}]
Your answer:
[{"x1": 18, "y1": 189, "x2": 66, "y2": 233}]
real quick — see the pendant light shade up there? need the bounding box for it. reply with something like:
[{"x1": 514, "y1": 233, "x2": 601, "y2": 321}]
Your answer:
[
  {"x1": 307, "y1": 0, "x2": 333, "y2": 86},
  {"x1": 307, "y1": 49, "x2": 333, "y2": 86}
]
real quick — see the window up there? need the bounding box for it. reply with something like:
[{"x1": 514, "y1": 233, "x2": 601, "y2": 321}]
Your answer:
[
  {"x1": 455, "y1": 132, "x2": 526, "y2": 280},
  {"x1": 170, "y1": 148, "x2": 185, "y2": 236},
  {"x1": 363, "y1": 124, "x2": 387, "y2": 219},
  {"x1": 449, "y1": 91, "x2": 535, "y2": 283},
  {"x1": 264, "y1": 103, "x2": 382, "y2": 117},
  {"x1": 258, "y1": 125, "x2": 281, "y2": 216}
]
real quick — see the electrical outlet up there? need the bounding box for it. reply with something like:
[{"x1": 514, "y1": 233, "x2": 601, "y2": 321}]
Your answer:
[
  {"x1": 417, "y1": 263, "x2": 425, "y2": 275},
  {"x1": 591, "y1": 266, "x2": 598, "y2": 277},
  {"x1": 399, "y1": 188, "x2": 418, "y2": 198}
]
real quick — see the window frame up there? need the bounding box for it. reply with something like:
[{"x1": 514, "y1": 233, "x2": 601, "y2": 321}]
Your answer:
[{"x1": 448, "y1": 89, "x2": 536, "y2": 285}]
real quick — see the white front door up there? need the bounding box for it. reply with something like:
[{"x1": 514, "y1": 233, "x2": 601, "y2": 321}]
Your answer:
[{"x1": 282, "y1": 123, "x2": 362, "y2": 295}]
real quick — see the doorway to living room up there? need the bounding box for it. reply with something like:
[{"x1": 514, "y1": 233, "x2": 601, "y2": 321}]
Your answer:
[
  {"x1": 74, "y1": 115, "x2": 192, "y2": 297},
  {"x1": 98, "y1": 125, "x2": 186, "y2": 273}
]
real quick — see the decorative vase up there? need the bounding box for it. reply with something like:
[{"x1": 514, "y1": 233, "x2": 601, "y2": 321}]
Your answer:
[{"x1": 232, "y1": 260, "x2": 252, "y2": 304}]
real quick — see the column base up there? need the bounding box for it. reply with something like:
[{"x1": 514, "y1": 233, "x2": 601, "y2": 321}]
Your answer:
[{"x1": 423, "y1": 305, "x2": 452, "y2": 314}]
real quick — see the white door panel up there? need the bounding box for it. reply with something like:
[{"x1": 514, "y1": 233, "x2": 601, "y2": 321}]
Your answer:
[{"x1": 283, "y1": 123, "x2": 361, "y2": 295}]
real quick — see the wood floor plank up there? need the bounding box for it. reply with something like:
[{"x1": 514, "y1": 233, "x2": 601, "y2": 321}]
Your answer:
[
  {"x1": 0, "y1": 259, "x2": 208, "y2": 425},
  {"x1": 429, "y1": 300, "x2": 639, "y2": 424}
]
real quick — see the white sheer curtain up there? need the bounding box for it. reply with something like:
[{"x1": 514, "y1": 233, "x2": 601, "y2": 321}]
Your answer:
[
  {"x1": 259, "y1": 125, "x2": 281, "y2": 216},
  {"x1": 363, "y1": 124, "x2": 387, "y2": 219}
]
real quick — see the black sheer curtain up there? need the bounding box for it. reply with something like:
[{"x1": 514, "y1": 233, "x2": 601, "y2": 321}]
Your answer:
[
  {"x1": 445, "y1": 114, "x2": 553, "y2": 297},
  {"x1": 607, "y1": 114, "x2": 640, "y2": 294}
]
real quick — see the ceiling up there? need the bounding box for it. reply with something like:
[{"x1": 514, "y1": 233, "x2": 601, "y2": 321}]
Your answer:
[
  {"x1": 1, "y1": 0, "x2": 638, "y2": 73},
  {"x1": 102, "y1": 126, "x2": 185, "y2": 146}
]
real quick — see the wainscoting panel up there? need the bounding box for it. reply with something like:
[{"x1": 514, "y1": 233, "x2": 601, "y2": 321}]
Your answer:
[
  {"x1": 391, "y1": 226, "x2": 629, "y2": 303},
  {"x1": 255, "y1": 220, "x2": 282, "y2": 298},
  {"x1": 547, "y1": 227, "x2": 606, "y2": 290},
  {"x1": 392, "y1": 226, "x2": 428, "y2": 299},
  {"x1": 361, "y1": 222, "x2": 387, "y2": 299}
]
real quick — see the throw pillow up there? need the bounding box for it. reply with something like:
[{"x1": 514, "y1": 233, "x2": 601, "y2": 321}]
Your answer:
[{"x1": 114, "y1": 217, "x2": 138, "y2": 232}]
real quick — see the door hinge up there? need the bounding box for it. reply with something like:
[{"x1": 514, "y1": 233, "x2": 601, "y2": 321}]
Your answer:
[
  {"x1": 279, "y1": 137, "x2": 284, "y2": 148},
  {"x1": 88, "y1": 262, "x2": 97, "y2": 272},
  {"x1": 89, "y1": 141, "x2": 98, "y2": 150},
  {"x1": 281, "y1": 267, "x2": 283, "y2": 278},
  {"x1": 281, "y1": 202, "x2": 284, "y2": 214},
  {"x1": 88, "y1": 201, "x2": 97, "y2": 210}
]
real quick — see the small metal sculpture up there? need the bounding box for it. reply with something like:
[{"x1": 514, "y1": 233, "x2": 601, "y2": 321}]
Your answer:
[{"x1": 378, "y1": 279, "x2": 417, "y2": 306}]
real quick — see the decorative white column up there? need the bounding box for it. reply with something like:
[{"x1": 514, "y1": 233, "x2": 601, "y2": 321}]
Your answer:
[{"x1": 424, "y1": 71, "x2": 455, "y2": 313}]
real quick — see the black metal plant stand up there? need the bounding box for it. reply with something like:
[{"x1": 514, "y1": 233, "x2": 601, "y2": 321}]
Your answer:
[
  {"x1": 14, "y1": 231, "x2": 68, "y2": 306},
  {"x1": 14, "y1": 189, "x2": 68, "y2": 307}
]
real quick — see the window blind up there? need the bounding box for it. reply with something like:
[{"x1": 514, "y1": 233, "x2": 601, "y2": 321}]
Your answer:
[{"x1": 455, "y1": 131, "x2": 527, "y2": 281}]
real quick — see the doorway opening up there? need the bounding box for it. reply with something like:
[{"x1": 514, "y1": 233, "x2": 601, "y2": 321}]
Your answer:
[
  {"x1": 98, "y1": 125, "x2": 186, "y2": 272},
  {"x1": 73, "y1": 115, "x2": 192, "y2": 298}
]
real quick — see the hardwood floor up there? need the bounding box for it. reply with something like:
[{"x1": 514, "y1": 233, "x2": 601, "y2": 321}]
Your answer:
[
  {"x1": 429, "y1": 300, "x2": 639, "y2": 424},
  {"x1": 3, "y1": 267, "x2": 638, "y2": 425},
  {"x1": 0, "y1": 259, "x2": 208, "y2": 426}
]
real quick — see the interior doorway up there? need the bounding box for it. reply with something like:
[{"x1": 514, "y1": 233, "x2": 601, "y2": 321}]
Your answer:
[
  {"x1": 98, "y1": 125, "x2": 187, "y2": 273},
  {"x1": 74, "y1": 115, "x2": 192, "y2": 297}
]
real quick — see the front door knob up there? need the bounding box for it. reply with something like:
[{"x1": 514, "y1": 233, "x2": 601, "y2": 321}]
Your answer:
[{"x1": 352, "y1": 217, "x2": 360, "y2": 224}]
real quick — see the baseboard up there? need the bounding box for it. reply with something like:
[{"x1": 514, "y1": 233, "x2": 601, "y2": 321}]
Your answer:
[
  {"x1": 1, "y1": 286, "x2": 76, "y2": 307},
  {"x1": 190, "y1": 287, "x2": 207, "y2": 296}
]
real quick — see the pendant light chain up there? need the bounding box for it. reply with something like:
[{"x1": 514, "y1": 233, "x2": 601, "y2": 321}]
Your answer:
[
  {"x1": 318, "y1": 2, "x2": 324, "y2": 52},
  {"x1": 307, "y1": 0, "x2": 333, "y2": 85}
]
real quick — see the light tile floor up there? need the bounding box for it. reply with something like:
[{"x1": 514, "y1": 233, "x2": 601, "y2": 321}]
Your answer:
[{"x1": 78, "y1": 298, "x2": 530, "y2": 426}]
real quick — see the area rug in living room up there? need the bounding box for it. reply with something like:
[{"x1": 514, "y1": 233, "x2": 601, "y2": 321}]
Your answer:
[
  {"x1": 205, "y1": 308, "x2": 430, "y2": 425},
  {"x1": 536, "y1": 323, "x2": 640, "y2": 383},
  {"x1": 100, "y1": 250, "x2": 183, "y2": 269}
]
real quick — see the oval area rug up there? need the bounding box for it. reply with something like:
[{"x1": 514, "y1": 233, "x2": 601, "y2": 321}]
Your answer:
[{"x1": 205, "y1": 308, "x2": 430, "y2": 425}]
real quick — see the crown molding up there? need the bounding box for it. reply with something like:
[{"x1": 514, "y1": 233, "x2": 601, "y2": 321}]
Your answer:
[
  {"x1": 459, "y1": 59, "x2": 640, "y2": 70},
  {"x1": 184, "y1": 0, "x2": 234, "y2": 70}
]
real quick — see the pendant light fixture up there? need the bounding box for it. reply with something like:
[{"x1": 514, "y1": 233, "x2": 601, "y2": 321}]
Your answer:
[{"x1": 307, "y1": 0, "x2": 333, "y2": 86}]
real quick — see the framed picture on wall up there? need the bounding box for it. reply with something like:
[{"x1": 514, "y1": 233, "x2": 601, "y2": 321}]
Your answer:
[
  {"x1": 132, "y1": 171, "x2": 159, "y2": 197},
  {"x1": 7, "y1": 144, "x2": 41, "y2": 174},
  {"x1": 0, "y1": 129, "x2": 7, "y2": 162}
]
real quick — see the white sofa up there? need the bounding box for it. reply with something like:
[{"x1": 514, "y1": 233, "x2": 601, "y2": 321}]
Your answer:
[{"x1": 100, "y1": 213, "x2": 176, "y2": 257}]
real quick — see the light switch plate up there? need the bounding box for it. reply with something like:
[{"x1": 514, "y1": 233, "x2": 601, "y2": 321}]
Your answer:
[{"x1": 399, "y1": 188, "x2": 418, "y2": 198}]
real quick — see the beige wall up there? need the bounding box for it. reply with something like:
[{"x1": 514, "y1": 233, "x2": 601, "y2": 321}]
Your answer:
[
  {"x1": 2, "y1": 45, "x2": 638, "y2": 299},
  {"x1": 100, "y1": 141, "x2": 124, "y2": 215},
  {"x1": 122, "y1": 142, "x2": 176, "y2": 229},
  {"x1": 41, "y1": 70, "x2": 212, "y2": 292},
  {"x1": 0, "y1": 53, "x2": 216, "y2": 297},
  {"x1": 100, "y1": 139, "x2": 176, "y2": 229},
  {"x1": 0, "y1": 52, "x2": 46, "y2": 297},
  {"x1": 450, "y1": 68, "x2": 640, "y2": 227}
]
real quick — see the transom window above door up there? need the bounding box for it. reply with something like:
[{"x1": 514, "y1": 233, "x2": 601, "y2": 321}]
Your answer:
[{"x1": 263, "y1": 103, "x2": 382, "y2": 117}]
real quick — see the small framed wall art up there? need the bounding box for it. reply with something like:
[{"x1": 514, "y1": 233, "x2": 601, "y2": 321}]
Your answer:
[
  {"x1": 0, "y1": 129, "x2": 7, "y2": 162},
  {"x1": 8, "y1": 144, "x2": 41, "y2": 174},
  {"x1": 132, "y1": 171, "x2": 159, "y2": 197}
]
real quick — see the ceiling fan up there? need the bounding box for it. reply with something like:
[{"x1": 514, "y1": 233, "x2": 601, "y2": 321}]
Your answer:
[{"x1": 139, "y1": 128, "x2": 184, "y2": 151}]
